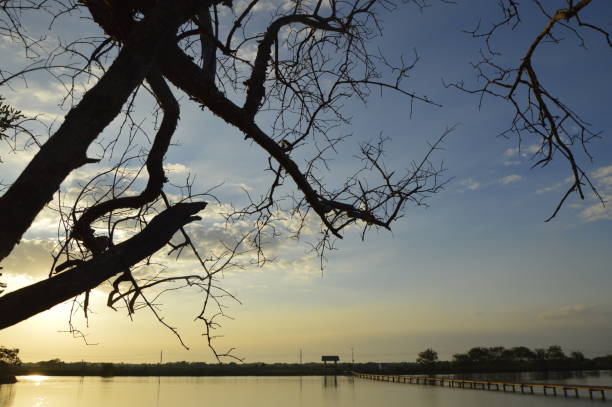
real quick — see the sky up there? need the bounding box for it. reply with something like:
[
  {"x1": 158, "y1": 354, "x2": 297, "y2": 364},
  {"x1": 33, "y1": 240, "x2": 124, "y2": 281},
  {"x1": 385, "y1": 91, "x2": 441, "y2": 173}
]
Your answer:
[{"x1": 1, "y1": 0, "x2": 612, "y2": 364}]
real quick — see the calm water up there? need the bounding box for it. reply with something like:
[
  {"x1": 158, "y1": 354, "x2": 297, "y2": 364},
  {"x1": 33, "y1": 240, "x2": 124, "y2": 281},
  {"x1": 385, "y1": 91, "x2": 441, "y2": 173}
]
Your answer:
[{"x1": 1, "y1": 371, "x2": 611, "y2": 407}]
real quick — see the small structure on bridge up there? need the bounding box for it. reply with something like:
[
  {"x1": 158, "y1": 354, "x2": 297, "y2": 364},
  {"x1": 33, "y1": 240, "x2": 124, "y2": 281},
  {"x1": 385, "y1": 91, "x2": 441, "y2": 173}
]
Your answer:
[{"x1": 321, "y1": 355, "x2": 340, "y2": 366}]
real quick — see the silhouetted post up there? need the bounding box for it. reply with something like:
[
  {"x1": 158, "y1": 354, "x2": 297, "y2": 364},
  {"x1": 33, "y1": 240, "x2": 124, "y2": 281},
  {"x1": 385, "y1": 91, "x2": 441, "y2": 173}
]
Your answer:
[
  {"x1": 158, "y1": 350, "x2": 163, "y2": 377},
  {"x1": 321, "y1": 355, "x2": 339, "y2": 374}
]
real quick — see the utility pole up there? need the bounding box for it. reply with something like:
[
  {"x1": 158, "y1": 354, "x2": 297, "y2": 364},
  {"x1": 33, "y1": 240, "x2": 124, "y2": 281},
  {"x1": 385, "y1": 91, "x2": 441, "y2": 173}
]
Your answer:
[
  {"x1": 159, "y1": 350, "x2": 163, "y2": 377},
  {"x1": 351, "y1": 347, "x2": 355, "y2": 365},
  {"x1": 300, "y1": 349, "x2": 303, "y2": 364}
]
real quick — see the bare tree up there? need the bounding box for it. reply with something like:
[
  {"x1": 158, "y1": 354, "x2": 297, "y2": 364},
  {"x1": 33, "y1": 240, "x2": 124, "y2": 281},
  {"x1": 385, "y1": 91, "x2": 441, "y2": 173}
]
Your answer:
[
  {"x1": 0, "y1": 0, "x2": 608, "y2": 354},
  {"x1": 0, "y1": 0, "x2": 448, "y2": 353},
  {"x1": 449, "y1": 0, "x2": 611, "y2": 220}
]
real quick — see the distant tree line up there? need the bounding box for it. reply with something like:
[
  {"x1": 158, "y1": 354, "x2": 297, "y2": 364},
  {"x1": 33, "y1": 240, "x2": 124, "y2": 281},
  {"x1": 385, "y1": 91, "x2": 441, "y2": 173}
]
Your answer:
[
  {"x1": 411, "y1": 345, "x2": 612, "y2": 374},
  {"x1": 16, "y1": 360, "x2": 349, "y2": 377},
  {"x1": 4, "y1": 344, "x2": 612, "y2": 378}
]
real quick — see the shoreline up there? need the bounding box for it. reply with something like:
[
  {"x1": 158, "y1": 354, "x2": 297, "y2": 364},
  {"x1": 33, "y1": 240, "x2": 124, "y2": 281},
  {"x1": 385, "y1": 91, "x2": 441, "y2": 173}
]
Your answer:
[
  {"x1": 0, "y1": 375, "x2": 16, "y2": 384},
  {"x1": 9, "y1": 368, "x2": 612, "y2": 379}
]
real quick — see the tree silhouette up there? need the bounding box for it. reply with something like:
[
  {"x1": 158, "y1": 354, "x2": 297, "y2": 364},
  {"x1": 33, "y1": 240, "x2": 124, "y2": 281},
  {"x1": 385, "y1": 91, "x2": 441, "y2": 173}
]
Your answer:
[
  {"x1": 0, "y1": 0, "x2": 609, "y2": 354},
  {"x1": 0, "y1": 346, "x2": 20, "y2": 368},
  {"x1": 0, "y1": 346, "x2": 20, "y2": 383},
  {"x1": 416, "y1": 348, "x2": 438, "y2": 365}
]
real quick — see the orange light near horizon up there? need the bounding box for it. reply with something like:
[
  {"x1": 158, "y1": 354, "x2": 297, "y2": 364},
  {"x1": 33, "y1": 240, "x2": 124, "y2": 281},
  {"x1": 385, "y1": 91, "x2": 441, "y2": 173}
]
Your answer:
[{"x1": 17, "y1": 375, "x2": 49, "y2": 384}]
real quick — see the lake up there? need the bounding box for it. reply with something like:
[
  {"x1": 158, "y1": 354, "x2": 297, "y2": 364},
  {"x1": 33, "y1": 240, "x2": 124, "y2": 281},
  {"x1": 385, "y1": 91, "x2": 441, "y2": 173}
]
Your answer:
[{"x1": 1, "y1": 371, "x2": 611, "y2": 406}]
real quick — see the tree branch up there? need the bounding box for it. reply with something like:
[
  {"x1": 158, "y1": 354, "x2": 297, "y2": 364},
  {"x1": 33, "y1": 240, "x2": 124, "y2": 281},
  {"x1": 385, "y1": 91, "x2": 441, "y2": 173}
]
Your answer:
[
  {"x1": 0, "y1": 201, "x2": 207, "y2": 329},
  {"x1": 0, "y1": 0, "x2": 197, "y2": 262},
  {"x1": 72, "y1": 71, "x2": 180, "y2": 249}
]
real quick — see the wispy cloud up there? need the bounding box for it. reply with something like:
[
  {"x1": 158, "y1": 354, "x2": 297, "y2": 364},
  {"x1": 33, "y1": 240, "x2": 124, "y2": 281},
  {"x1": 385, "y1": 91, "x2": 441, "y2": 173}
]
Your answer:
[
  {"x1": 503, "y1": 144, "x2": 540, "y2": 159},
  {"x1": 498, "y1": 174, "x2": 522, "y2": 185},
  {"x1": 458, "y1": 178, "x2": 481, "y2": 191},
  {"x1": 537, "y1": 304, "x2": 599, "y2": 320},
  {"x1": 503, "y1": 147, "x2": 519, "y2": 157},
  {"x1": 536, "y1": 177, "x2": 572, "y2": 194},
  {"x1": 536, "y1": 183, "x2": 562, "y2": 194},
  {"x1": 580, "y1": 195, "x2": 612, "y2": 222},
  {"x1": 593, "y1": 165, "x2": 612, "y2": 179},
  {"x1": 580, "y1": 164, "x2": 612, "y2": 222},
  {"x1": 503, "y1": 160, "x2": 521, "y2": 167},
  {"x1": 592, "y1": 165, "x2": 612, "y2": 187},
  {"x1": 1, "y1": 238, "x2": 56, "y2": 279}
]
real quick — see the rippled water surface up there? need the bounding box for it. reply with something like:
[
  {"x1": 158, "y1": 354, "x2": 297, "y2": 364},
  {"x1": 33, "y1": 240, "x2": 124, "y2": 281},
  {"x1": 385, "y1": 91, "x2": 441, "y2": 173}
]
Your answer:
[{"x1": 1, "y1": 371, "x2": 611, "y2": 407}]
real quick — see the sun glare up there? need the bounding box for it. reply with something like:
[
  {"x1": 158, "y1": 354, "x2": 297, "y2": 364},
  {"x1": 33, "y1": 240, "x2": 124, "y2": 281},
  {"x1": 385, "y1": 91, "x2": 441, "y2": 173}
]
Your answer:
[{"x1": 18, "y1": 375, "x2": 49, "y2": 383}]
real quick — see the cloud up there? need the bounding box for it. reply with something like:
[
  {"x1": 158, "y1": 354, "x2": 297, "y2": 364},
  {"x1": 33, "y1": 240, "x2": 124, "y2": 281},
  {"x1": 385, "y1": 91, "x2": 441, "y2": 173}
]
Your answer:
[
  {"x1": 458, "y1": 178, "x2": 480, "y2": 191},
  {"x1": 263, "y1": 254, "x2": 322, "y2": 282},
  {"x1": 503, "y1": 160, "x2": 521, "y2": 167},
  {"x1": 164, "y1": 163, "x2": 190, "y2": 174},
  {"x1": 169, "y1": 204, "x2": 322, "y2": 274},
  {"x1": 234, "y1": 0, "x2": 277, "y2": 14},
  {"x1": 580, "y1": 195, "x2": 612, "y2": 222},
  {"x1": 503, "y1": 148, "x2": 519, "y2": 157},
  {"x1": 579, "y1": 165, "x2": 612, "y2": 222},
  {"x1": 536, "y1": 183, "x2": 562, "y2": 194},
  {"x1": 536, "y1": 177, "x2": 572, "y2": 194},
  {"x1": 597, "y1": 176, "x2": 612, "y2": 187},
  {"x1": 503, "y1": 144, "x2": 540, "y2": 159},
  {"x1": 0, "y1": 149, "x2": 37, "y2": 182},
  {"x1": 537, "y1": 304, "x2": 598, "y2": 320},
  {"x1": 498, "y1": 174, "x2": 522, "y2": 185},
  {"x1": 236, "y1": 42, "x2": 258, "y2": 63},
  {"x1": 1, "y1": 238, "x2": 56, "y2": 279},
  {"x1": 591, "y1": 165, "x2": 612, "y2": 187},
  {"x1": 523, "y1": 144, "x2": 541, "y2": 155},
  {"x1": 593, "y1": 165, "x2": 612, "y2": 179}
]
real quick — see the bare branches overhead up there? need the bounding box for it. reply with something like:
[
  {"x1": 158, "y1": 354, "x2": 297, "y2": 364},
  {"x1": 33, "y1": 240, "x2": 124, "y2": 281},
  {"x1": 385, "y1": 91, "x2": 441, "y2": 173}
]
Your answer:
[
  {"x1": 0, "y1": 0, "x2": 608, "y2": 353},
  {"x1": 450, "y1": 0, "x2": 610, "y2": 221}
]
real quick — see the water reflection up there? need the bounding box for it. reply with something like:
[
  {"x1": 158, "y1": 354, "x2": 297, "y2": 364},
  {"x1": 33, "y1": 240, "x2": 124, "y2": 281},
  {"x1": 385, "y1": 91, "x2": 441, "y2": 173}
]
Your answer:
[
  {"x1": 16, "y1": 375, "x2": 49, "y2": 385},
  {"x1": 452, "y1": 369, "x2": 610, "y2": 386},
  {"x1": 323, "y1": 375, "x2": 338, "y2": 388},
  {"x1": 76, "y1": 376, "x2": 84, "y2": 405},
  {"x1": 2, "y1": 371, "x2": 611, "y2": 407},
  {"x1": 0, "y1": 383, "x2": 14, "y2": 406},
  {"x1": 156, "y1": 376, "x2": 161, "y2": 407}
]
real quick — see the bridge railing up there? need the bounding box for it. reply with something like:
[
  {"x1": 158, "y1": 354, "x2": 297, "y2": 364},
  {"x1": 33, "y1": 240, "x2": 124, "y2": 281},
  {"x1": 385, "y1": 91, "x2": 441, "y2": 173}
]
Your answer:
[{"x1": 351, "y1": 371, "x2": 611, "y2": 400}]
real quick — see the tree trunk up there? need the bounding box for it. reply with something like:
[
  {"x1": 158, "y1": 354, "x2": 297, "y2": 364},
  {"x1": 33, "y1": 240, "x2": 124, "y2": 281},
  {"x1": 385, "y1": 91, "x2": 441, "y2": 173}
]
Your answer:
[
  {"x1": 0, "y1": 1, "x2": 195, "y2": 262},
  {"x1": 0, "y1": 201, "x2": 206, "y2": 329}
]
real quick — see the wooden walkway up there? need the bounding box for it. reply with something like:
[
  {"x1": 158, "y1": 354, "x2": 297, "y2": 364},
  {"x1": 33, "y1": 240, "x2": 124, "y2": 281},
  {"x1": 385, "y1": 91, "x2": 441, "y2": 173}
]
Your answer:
[{"x1": 352, "y1": 372, "x2": 612, "y2": 400}]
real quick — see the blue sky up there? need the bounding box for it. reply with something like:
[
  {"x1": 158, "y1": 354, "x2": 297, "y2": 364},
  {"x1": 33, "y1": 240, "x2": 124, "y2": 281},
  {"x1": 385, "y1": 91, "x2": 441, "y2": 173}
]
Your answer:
[{"x1": 1, "y1": 0, "x2": 611, "y2": 363}]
